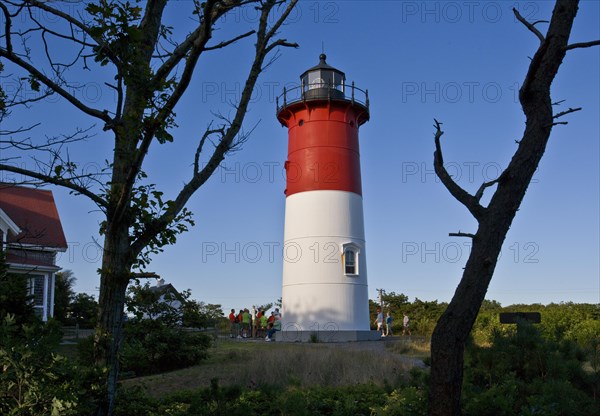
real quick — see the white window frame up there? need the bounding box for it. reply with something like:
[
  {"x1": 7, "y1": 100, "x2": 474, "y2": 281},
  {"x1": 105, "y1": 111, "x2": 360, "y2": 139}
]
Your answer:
[{"x1": 341, "y1": 242, "x2": 361, "y2": 276}]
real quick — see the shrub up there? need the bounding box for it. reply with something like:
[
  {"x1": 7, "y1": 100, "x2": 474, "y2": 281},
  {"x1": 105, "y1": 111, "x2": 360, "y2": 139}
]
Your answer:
[
  {"x1": 371, "y1": 387, "x2": 427, "y2": 416},
  {"x1": 0, "y1": 250, "x2": 35, "y2": 326},
  {"x1": 116, "y1": 381, "x2": 429, "y2": 416},
  {"x1": 0, "y1": 316, "x2": 82, "y2": 415},
  {"x1": 462, "y1": 321, "x2": 598, "y2": 416},
  {"x1": 120, "y1": 319, "x2": 212, "y2": 376}
]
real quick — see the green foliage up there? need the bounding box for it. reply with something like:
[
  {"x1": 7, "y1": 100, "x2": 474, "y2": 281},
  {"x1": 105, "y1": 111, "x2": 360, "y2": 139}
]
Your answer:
[
  {"x1": 87, "y1": 0, "x2": 144, "y2": 71},
  {"x1": 371, "y1": 387, "x2": 427, "y2": 416},
  {"x1": 68, "y1": 293, "x2": 98, "y2": 328},
  {"x1": 0, "y1": 61, "x2": 6, "y2": 116},
  {"x1": 255, "y1": 303, "x2": 273, "y2": 313},
  {"x1": 111, "y1": 312, "x2": 599, "y2": 416},
  {"x1": 53, "y1": 270, "x2": 76, "y2": 323},
  {"x1": 128, "y1": 180, "x2": 195, "y2": 269},
  {"x1": 126, "y1": 281, "x2": 222, "y2": 329},
  {"x1": 119, "y1": 282, "x2": 213, "y2": 376},
  {"x1": 126, "y1": 281, "x2": 182, "y2": 324},
  {"x1": 120, "y1": 319, "x2": 211, "y2": 377},
  {"x1": 463, "y1": 322, "x2": 599, "y2": 416},
  {"x1": 117, "y1": 381, "x2": 394, "y2": 416},
  {"x1": 0, "y1": 251, "x2": 35, "y2": 326},
  {"x1": 0, "y1": 316, "x2": 81, "y2": 415},
  {"x1": 369, "y1": 295, "x2": 447, "y2": 336},
  {"x1": 182, "y1": 300, "x2": 224, "y2": 329}
]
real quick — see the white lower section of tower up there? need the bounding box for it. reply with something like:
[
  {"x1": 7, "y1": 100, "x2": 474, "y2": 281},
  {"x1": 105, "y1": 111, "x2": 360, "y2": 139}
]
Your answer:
[{"x1": 281, "y1": 190, "x2": 370, "y2": 335}]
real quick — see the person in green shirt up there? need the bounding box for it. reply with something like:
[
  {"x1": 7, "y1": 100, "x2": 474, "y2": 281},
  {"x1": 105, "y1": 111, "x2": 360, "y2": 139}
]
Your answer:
[
  {"x1": 242, "y1": 308, "x2": 251, "y2": 338},
  {"x1": 259, "y1": 312, "x2": 268, "y2": 337}
]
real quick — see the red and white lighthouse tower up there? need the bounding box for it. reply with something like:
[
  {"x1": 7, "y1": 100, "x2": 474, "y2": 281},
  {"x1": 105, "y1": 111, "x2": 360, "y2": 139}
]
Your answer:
[{"x1": 276, "y1": 54, "x2": 375, "y2": 341}]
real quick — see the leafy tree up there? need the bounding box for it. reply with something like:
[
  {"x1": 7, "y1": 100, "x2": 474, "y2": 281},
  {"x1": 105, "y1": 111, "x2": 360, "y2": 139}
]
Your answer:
[
  {"x1": 126, "y1": 281, "x2": 222, "y2": 328},
  {"x1": 382, "y1": 292, "x2": 409, "y2": 311},
  {"x1": 126, "y1": 281, "x2": 183, "y2": 325},
  {"x1": 69, "y1": 293, "x2": 99, "y2": 329},
  {"x1": 256, "y1": 302, "x2": 274, "y2": 313},
  {"x1": 0, "y1": 1, "x2": 298, "y2": 413},
  {"x1": 183, "y1": 300, "x2": 224, "y2": 329},
  {"x1": 54, "y1": 270, "x2": 76, "y2": 323},
  {"x1": 427, "y1": 2, "x2": 600, "y2": 414}
]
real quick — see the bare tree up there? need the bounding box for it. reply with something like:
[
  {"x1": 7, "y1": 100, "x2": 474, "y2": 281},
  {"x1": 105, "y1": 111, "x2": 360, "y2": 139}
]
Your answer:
[
  {"x1": 428, "y1": 1, "x2": 599, "y2": 414},
  {"x1": 0, "y1": 0, "x2": 298, "y2": 414}
]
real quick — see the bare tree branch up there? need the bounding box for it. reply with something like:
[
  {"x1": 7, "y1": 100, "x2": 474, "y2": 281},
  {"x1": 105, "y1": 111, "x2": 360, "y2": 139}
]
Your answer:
[
  {"x1": 1, "y1": 126, "x2": 92, "y2": 152},
  {"x1": 0, "y1": 48, "x2": 112, "y2": 123},
  {"x1": 0, "y1": 1, "x2": 14, "y2": 53},
  {"x1": 1, "y1": 81, "x2": 54, "y2": 109},
  {"x1": 449, "y1": 232, "x2": 475, "y2": 239},
  {"x1": 0, "y1": 163, "x2": 108, "y2": 207},
  {"x1": 265, "y1": 38, "x2": 299, "y2": 54},
  {"x1": 432, "y1": 119, "x2": 486, "y2": 221},
  {"x1": 553, "y1": 107, "x2": 581, "y2": 119},
  {"x1": 111, "y1": 0, "x2": 223, "y2": 228},
  {"x1": 513, "y1": 7, "x2": 545, "y2": 43},
  {"x1": 0, "y1": 123, "x2": 41, "y2": 137},
  {"x1": 151, "y1": 0, "x2": 220, "y2": 86},
  {"x1": 130, "y1": 0, "x2": 299, "y2": 256},
  {"x1": 547, "y1": 106, "x2": 582, "y2": 126},
  {"x1": 566, "y1": 40, "x2": 600, "y2": 50},
  {"x1": 193, "y1": 124, "x2": 224, "y2": 174},
  {"x1": 474, "y1": 177, "x2": 501, "y2": 202},
  {"x1": 25, "y1": 0, "x2": 112, "y2": 58},
  {"x1": 531, "y1": 19, "x2": 549, "y2": 26},
  {"x1": 204, "y1": 30, "x2": 256, "y2": 51}
]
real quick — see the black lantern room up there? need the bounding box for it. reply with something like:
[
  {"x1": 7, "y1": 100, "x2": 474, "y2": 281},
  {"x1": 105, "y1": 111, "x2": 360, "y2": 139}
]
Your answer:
[{"x1": 300, "y1": 54, "x2": 345, "y2": 100}]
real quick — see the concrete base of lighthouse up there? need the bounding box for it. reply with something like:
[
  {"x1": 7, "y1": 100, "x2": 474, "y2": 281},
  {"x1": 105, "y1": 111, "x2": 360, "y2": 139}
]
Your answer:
[{"x1": 273, "y1": 330, "x2": 382, "y2": 343}]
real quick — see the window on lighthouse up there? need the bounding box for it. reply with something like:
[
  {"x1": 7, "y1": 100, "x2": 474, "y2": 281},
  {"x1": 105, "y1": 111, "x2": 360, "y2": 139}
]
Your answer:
[
  {"x1": 342, "y1": 244, "x2": 360, "y2": 276},
  {"x1": 344, "y1": 249, "x2": 356, "y2": 274}
]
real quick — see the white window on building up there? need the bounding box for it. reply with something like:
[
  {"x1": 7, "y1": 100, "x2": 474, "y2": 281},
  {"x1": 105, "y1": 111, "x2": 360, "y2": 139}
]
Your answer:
[{"x1": 341, "y1": 243, "x2": 360, "y2": 276}]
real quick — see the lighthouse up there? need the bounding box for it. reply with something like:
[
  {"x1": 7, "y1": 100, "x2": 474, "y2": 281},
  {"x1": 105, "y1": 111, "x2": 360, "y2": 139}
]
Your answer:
[{"x1": 276, "y1": 54, "x2": 376, "y2": 342}]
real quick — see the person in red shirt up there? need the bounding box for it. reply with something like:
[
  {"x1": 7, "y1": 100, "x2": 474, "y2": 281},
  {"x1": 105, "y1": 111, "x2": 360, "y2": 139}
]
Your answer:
[
  {"x1": 255, "y1": 310, "x2": 263, "y2": 338},
  {"x1": 236, "y1": 309, "x2": 244, "y2": 338},
  {"x1": 228, "y1": 309, "x2": 238, "y2": 338}
]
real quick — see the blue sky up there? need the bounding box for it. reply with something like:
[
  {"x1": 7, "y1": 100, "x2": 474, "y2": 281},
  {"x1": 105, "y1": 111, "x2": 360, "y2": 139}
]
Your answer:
[{"x1": 2, "y1": 1, "x2": 599, "y2": 312}]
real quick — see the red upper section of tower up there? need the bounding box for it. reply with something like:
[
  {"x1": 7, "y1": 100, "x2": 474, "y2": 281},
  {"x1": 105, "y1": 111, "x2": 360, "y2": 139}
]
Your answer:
[
  {"x1": 276, "y1": 55, "x2": 370, "y2": 198},
  {"x1": 277, "y1": 101, "x2": 368, "y2": 196}
]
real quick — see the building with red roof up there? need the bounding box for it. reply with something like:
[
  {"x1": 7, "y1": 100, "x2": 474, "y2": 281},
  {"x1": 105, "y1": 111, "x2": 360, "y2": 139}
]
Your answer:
[{"x1": 0, "y1": 184, "x2": 68, "y2": 321}]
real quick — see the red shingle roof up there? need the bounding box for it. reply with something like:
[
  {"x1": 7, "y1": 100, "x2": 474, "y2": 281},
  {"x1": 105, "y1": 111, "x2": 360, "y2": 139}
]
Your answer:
[{"x1": 0, "y1": 184, "x2": 67, "y2": 250}]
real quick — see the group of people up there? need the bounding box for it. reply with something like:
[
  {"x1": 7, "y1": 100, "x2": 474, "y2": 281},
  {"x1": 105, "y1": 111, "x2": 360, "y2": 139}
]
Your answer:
[
  {"x1": 228, "y1": 307, "x2": 282, "y2": 341},
  {"x1": 374, "y1": 308, "x2": 411, "y2": 337}
]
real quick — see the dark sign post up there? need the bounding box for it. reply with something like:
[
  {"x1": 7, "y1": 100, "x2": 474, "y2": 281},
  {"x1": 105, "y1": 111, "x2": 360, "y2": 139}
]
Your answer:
[{"x1": 499, "y1": 312, "x2": 541, "y2": 324}]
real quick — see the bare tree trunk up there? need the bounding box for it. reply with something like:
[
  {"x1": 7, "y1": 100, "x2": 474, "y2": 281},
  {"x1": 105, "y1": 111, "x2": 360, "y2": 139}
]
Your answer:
[
  {"x1": 429, "y1": 218, "x2": 511, "y2": 415},
  {"x1": 427, "y1": 1, "x2": 597, "y2": 414}
]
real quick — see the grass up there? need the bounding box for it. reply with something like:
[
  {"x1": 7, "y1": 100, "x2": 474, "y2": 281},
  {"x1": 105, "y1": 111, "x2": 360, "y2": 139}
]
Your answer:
[
  {"x1": 383, "y1": 336, "x2": 431, "y2": 360},
  {"x1": 121, "y1": 337, "x2": 428, "y2": 398},
  {"x1": 54, "y1": 341, "x2": 82, "y2": 360}
]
